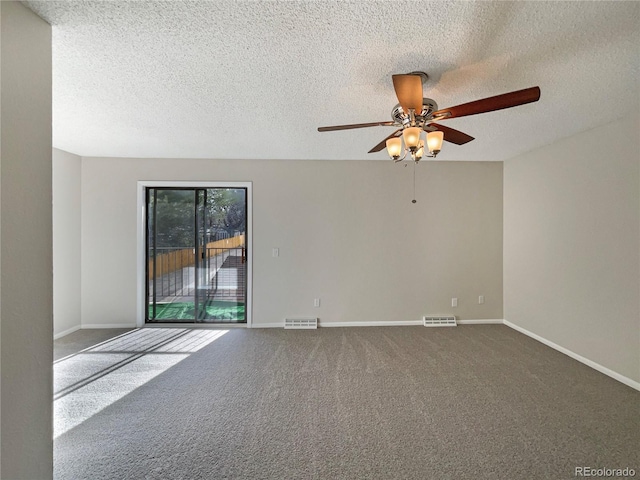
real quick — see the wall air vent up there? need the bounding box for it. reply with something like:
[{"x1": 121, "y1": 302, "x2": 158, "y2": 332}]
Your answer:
[
  {"x1": 284, "y1": 317, "x2": 318, "y2": 329},
  {"x1": 423, "y1": 316, "x2": 457, "y2": 327}
]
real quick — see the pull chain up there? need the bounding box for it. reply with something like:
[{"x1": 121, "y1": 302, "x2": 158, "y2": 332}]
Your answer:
[{"x1": 412, "y1": 162, "x2": 417, "y2": 204}]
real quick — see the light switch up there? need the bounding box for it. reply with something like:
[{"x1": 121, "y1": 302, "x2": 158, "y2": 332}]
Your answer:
[{"x1": 272, "y1": 248, "x2": 279, "y2": 257}]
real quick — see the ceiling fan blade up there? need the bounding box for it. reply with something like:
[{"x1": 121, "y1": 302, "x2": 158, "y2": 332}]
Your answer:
[
  {"x1": 392, "y1": 74, "x2": 424, "y2": 114},
  {"x1": 427, "y1": 123, "x2": 474, "y2": 145},
  {"x1": 318, "y1": 121, "x2": 395, "y2": 132},
  {"x1": 368, "y1": 129, "x2": 402, "y2": 153},
  {"x1": 432, "y1": 86, "x2": 541, "y2": 120}
]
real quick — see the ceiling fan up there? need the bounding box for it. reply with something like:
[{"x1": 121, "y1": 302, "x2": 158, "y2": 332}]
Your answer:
[{"x1": 318, "y1": 72, "x2": 540, "y2": 162}]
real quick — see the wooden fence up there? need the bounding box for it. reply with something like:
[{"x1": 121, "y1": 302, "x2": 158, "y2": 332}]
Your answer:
[{"x1": 149, "y1": 234, "x2": 245, "y2": 279}]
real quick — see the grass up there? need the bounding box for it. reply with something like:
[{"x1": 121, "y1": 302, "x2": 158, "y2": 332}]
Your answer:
[{"x1": 149, "y1": 300, "x2": 245, "y2": 321}]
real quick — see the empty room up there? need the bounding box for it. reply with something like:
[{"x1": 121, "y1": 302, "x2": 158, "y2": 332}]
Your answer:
[{"x1": 1, "y1": 1, "x2": 638, "y2": 479}]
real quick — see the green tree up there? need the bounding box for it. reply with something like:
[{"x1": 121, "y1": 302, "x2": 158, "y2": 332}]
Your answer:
[
  {"x1": 149, "y1": 188, "x2": 246, "y2": 250},
  {"x1": 151, "y1": 189, "x2": 196, "y2": 249},
  {"x1": 205, "y1": 189, "x2": 246, "y2": 237}
]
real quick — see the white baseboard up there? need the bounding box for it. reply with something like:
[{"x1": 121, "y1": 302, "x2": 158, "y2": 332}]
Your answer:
[
  {"x1": 249, "y1": 321, "x2": 419, "y2": 328},
  {"x1": 53, "y1": 325, "x2": 81, "y2": 340},
  {"x1": 457, "y1": 319, "x2": 504, "y2": 325},
  {"x1": 503, "y1": 320, "x2": 640, "y2": 392},
  {"x1": 302, "y1": 320, "x2": 503, "y2": 328},
  {"x1": 81, "y1": 323, "x2": 138, "y2": 329},
  {"x1": 319, "y1": 320, "x2": 423, "y2": 328}
]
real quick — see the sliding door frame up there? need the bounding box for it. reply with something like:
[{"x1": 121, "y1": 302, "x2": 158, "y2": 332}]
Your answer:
[{"x1": 136, "y1": 181, "x2": 253, "y2": 328}]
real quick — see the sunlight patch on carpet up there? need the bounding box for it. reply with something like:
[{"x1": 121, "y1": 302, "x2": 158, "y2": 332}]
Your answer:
[{"x1": 53, "y1": 328, "x2": 227, "y2": 438}]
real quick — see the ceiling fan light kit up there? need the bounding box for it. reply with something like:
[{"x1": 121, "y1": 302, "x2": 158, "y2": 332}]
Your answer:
[
  {"x1": 387, "y1": 130, "x2": 443, "y2": 162},
  {"x1": 318, "y1": 72, "x2": 540, "y2": 163}
]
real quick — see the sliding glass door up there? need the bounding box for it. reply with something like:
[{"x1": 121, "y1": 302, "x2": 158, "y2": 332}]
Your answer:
[{"x1": 146, "y1": 187, "x2": 247, "y2": 323}]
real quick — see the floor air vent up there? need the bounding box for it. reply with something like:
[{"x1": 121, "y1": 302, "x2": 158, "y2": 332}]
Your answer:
[
  {"x1": 423, "y1": 316, "x2": 457, "y2": 327},
  {"x1": 284, "y1": 317, "x2": 318, "y2": 329}
]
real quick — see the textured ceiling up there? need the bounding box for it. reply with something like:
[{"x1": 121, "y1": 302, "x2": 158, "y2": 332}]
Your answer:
[{"x1": 24, "y1": 1, "x2": 640, "y2": 161}]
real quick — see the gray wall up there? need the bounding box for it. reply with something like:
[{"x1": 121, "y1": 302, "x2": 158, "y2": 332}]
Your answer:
[
  {"x1": 53, "y1": 149, "x2": 82, "y2": 337},
  {"x1": 504, "y1": 113, "x2": 640, "y2": 383},
  {"x1": 80, "y1": 158, "x2": 503, "y2": 327},
  {"x1": 0, "y1": 2, "x2": 53, "y2": 478}
]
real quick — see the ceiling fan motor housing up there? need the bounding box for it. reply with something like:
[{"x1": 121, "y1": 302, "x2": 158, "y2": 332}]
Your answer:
[{"x1": 391, "y1": 98, "x2": 439, "y2": 128}]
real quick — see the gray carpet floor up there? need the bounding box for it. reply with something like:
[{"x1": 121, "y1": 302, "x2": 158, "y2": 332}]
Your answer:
[
  {"x1": 54, "y1": 325, "x2": 639, "y2": 480},
  {"x1": 54, "y1": 328, "x2": 134, "y2": 361}
]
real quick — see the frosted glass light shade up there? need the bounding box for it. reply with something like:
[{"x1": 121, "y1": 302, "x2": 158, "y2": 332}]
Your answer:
[
  {"x1": 427, "y1": 131, "x2": 444, "y2": 153},
  {"x1": 415, "y1": 140, "x2": 424, "y2": 160},
  {"x1": 386, "y1": 137, "x2": 403, "y2": 158},
  {"x1": 402, "y1": 127, "x2": 422, "y2": 149}
]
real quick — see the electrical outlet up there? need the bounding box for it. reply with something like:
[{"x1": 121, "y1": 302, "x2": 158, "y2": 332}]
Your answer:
[
  {"x1": 451, "y1": 297, "x2": 458, "y2": 308},
  {"x1": 314, "y1": 298, "x2": 320, "y2": 307},
  {"x1": 478, "y1": 295, "x2": 485, "y2": 304}
]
